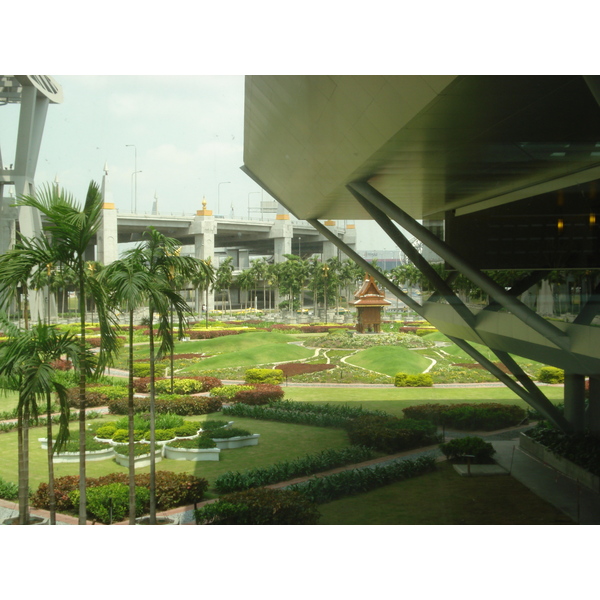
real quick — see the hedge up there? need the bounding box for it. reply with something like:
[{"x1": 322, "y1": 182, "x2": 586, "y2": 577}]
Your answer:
[
  {"x1": 394, "y1": 372, "x2": 433, "y2": 387},
  {"x1": 107, "y1": 395, "x2": 222, "y2": 416},
  {"x1": 402, "y1": 403, "x2": 526, "y2": 431},
  {"x1": 134, "y1": 375, "x2": 222, "y2": 394},
  {"x1": 244, "y1": 368, "x2": 284, "y2": 384},
  {"x1": 194, "y1": 488, "x2": 320, "y2": 525},
  {"x1": 31, "y1": 471, "x2": 209, "y2": 514},
  {"x1": 345, "y1": 415, "x2": 439, "y2": 454},
  {"x1": 439, "y1": 436, "x2": 496, "y2": 462},
  {"x1": 213, "y1": 446, "x2": 375, "y2": 494},
  {"x1": 287, "y1": 454, "x2": 437, "y2": 504},
  {"x1": 537, "y1": 366, "x2": 565, "y2": 384}
]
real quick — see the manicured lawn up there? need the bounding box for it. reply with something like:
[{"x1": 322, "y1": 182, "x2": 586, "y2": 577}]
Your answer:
[
  {"x1": 346, "y1": 346, "x2": 431, "y2": 376},
  {"x1": 0, "y1": 414, "x2": 349, "y2": 494},
  {"x1": 317, "y1": 461, "x2": 573, "y2": 525},
  {"x1": 282, "y1": 385, "x2": 564, "y2": 418}
]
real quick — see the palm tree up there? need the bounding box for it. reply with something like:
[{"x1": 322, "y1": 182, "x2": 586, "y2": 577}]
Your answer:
[
  {"x1": 0, "y1": 181, "x2": 120, "y2": 524},
  {"x1": 214, "y1": 256, "x2": 234, "y2": 314},
  {"x1": 0, "y1": 318, "x2": 78, "y2": 524},
  {"x1": 119, "y1": 227, "x2": 213, "y2": 523}
]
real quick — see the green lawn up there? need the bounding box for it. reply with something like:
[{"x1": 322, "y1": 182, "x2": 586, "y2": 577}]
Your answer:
[
  {"x1": 317, "y1": 461, "x2": 573, "y2": 525},
  {"x1": 347, "y1": 346, "x2": 431, "y2": 376},
  {"x1": 0, "y1": 414, "x2": 349, "y2": 494}
]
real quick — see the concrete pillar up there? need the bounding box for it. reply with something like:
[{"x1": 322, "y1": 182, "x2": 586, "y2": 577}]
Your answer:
[
  {"x1": 189, "y1": 198, "x2": 216, "y2": 312},
  {"x1": 97, "y1": 203, "x2": 118, "y2": 265},
  {"x1": 270, "y1": 211, "x2": 293, "y2": 263},
  {"x1": 0, "y1": 196, "x2": 17, "y2": 255},
  {"x1": 239, "y1": 249, "x2": 250, "y2": 270},
  {"x1": 564, "y1": 372, "x2": 586, "y2": 432},
  {"x1": 322, "y1": 240, "x2": 337, "y2": 261},
  {"x1": 587, "y1": 375, "x2": 600, "y2": 435},
  {"x1": 344, "y1": 223, "x2": 357, "y2": 251}
]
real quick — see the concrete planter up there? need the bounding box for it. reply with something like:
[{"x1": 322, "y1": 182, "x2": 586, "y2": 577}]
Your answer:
[
  {"x1": 212, "y1": 433, "x2": 260, "y2": 450},
  {"x1": 163, "y1": 445, "x2": 221, "y2": 461},
  {"x1": 114, "y1": 448, "x2": 163, "y2": 469},
  {"x1": 519, "y1": 432, "x2": 600, "y2": 493},
  {"x1": 38, "y1": 438, "x2": 114, "y2": 462}
]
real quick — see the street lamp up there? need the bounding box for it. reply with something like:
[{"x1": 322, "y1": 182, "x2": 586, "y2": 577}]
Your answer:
[
  {"x1": 248, "y1": 191, "x2": 260, "y2": 220},
  {"x1": 126, "y1": 145, "x2": 138, "y2": 212},
  {"x1": 218, "y1": 181, "x2": 230, "y2": 215},
  {"x1": 131, "y1": 171, "x2": 142, "y2": 213},
  {"x1": 298, "y1": 236, "x2": 302, "y2": 257}
]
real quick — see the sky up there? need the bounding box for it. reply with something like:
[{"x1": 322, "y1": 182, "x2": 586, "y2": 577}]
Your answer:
[{"x1": 1, "y1": 74, "x2": 394, "y2": 252}]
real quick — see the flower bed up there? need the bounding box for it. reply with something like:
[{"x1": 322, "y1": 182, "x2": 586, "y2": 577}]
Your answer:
[{"x1": 113, "y1": 444, "x2": 163, "y2": 469}]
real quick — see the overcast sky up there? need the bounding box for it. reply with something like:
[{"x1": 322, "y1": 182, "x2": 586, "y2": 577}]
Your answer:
[{"x1": 1, "y1": 75, "x2": 393, "y2": 252}]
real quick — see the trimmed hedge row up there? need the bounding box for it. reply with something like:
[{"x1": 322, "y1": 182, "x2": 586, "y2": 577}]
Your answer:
[
  {"x1": 287, "y1": 454, "x2": 437, "y2": 504},
  {"x1": 439, "y1": 436, "x2": 496, "y2": 462},
  {"x1": 195, "y1": 488, "x2": 320, "y2": 525},
  {"x1": 394, "y1": 373, "x2": 433, "y2": 387},
  {"x1": 213, "y1": 445, "x2": 375, "y2": 494},
  {"x1": 346, "y1": 415, "x2": 438, "y2": 454},
  {"x1": 107, "y1": 395, "x2": 222, "y2": 416},
  {"x1": 31, "y1": 471, "x2": 209, "y2": 515},
  {"x1": 402, "y1": 403, "x2": 526, "y2": 431},
  {"x1": 245, "y1": 368, "x2": 284, "y2": 384},
  {"x1": 133, "y1": 375, "x2": 222, "y2": 394},
  {"x1": 524, "y1": 424, "x2": 600, "y2": 476}
]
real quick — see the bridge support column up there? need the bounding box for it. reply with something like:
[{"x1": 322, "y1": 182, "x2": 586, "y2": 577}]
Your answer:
[
  {"x1": 97, "y1": 202, "x2": 118, "y2": 265},
  {"x1": 270, "y1": 212, "x2": 292, "y2": 263},
  {"x1": 564, "y1": 372, "x2": 586, "y2": 432},
  {"x1": 189, "y1": 201, "x2": 216, "y2": 313}
]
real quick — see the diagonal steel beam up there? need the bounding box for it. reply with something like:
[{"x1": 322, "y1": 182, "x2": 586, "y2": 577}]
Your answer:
[
  {"x1": 347, "y1": 184, "x2": 483, "y2": 340},
  {"x1": 348, "y1": 180, "x2": 572, "y2": 353},
  {"x1": 306, "y1": 218, "x2": 422, "y2": 313},
  {"x1": 573, "y1": 280, "x2": 600, "y2": 326},
  {"x1": 310, "y1": 213, "x2": 568, "y2": 429},
  {"x1": 483, "y1": 271, "x2": 547, "y2": 312}
]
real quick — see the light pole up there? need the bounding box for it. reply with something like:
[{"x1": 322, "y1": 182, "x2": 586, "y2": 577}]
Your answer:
[
  {"x1": 218, "y1": 181, "x2": 230, "y2": 215},
  {"x1": 248, "y1": 191, "x2": 260, "y2": 220},
  {"x1": 298, "y1": 236, "x2": 302, "y2": 258},
  {"x1": 131, "y1": 171, "x2": 142, "y2": 212},
  {"x1": 126, "y1": 145, "x2": 138, "y2": 212}
]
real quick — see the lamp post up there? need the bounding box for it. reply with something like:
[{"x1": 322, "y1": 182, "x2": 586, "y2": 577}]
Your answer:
[
  {"x1": 248, "y1": 191, "x2": 260, "y2": 220},
  {"x1": 126, "y1": 145, "x2": 138, "y2": 212},
  {"x1": 298, "y1": 236, "x2": 302, "y2": 258},
  {"x1": 218, "y1": 181, "x2": 230, "y2": 215}
]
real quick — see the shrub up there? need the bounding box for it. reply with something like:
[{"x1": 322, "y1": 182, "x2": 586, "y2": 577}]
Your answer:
[
  {"x1": 50, "y1": 358, "x2": 73, "y2": 371},
  {"x1": 210, "y1": 427, "x2": 252, "y2": 439},
  {"x1": 439, "y1": 436, "x2": 496, "y2": 462},
  {"x1": 244, "y1": 368, "x2": 284, "y2": 384},
  {"x1": 194, "y1": 488, "x2": 320, "y2": 525},
  {"x1": 166, "y1": 436, "x2": 217, "y2": 449},
  {"x1": 173, "y1": 422, "x2": 201, "y2": 437},
  {"x1": 112, "y1": 428, "x2": 145, "y2": 443},
  {"x1": 31, "y1": 471, "x2": 208, "y2": 513},
  {"x1": 402, "y1": 403, "x2": 526, "y2": 431},
  {"x1": 142, "y1": 428, "x2": 176, "y2": 442},
  {"x1": 94, "y1": 424, "x2": 118, "y2": 439},
  {"x1": 233, "y1": 384, "x2": 284, "y2": 405},
  {"x1": 0, "y1": 476, "x2": 18, "y2": 501},
  {"x1": 345, "y1": 415, "x2": 438, "y2": 454},
  {"x1": 188, "y1": 329, "x2": 242, "y2": 340},
  {"x1": 210, "y1": 385, "x2": 254, "y2": 400},
  {"x1": 70, "y1": 483, "x2": 150, "y2": 524},
  {"x1": 134, "y1": 375, "x2": 222, "y2": 394},
  {"x1": 155, "y1": 378, "x2": 205, "y2": 395},
  {"x1": 394, "y1": 372, "x2": 433, "y2": 387},
  {"x1": 199, "y1": 419, "x2": 231, "y2": 432},
  {"x1": 538, "y1": 366, "x2": 565, "y2": 384},
  {"x1": 132, "y1": 363, "x2": 151, "y2": 378},
  {"x1": 524, "y1": 424, "x2": 600, "y2": 476},
  {"x1": 288, "y1": 455, "x2": 437, "y2": 504},
  {"x1": 213, "y1": 446, "x2": 374, "y2": 494},
  {"x1": 107, "y1": 395, "x2": 222, "y2": 416}
]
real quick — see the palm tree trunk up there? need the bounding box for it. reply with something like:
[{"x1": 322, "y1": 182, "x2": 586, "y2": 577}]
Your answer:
[
  {"x1": 17, "y1": 399, "x2": 31, "y2": 525},
  {"x1": 128, "y1": 309, "x2": 137, "y2": 524},
  {"x1": 46, "y1": 391, "x2": 56, "y2": 525},
  {"x1": 78, "y1": 266, "x2": 87, "y2": 525},
  {"x1": 148, "y1": 306, "x2": 157, "y2": 524}
]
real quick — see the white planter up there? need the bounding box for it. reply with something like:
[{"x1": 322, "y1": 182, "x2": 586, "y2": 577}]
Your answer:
[
  {"x1": 53, "y1": 447, "x2": 115, "y2": 463},
  {"x1": 163, "y1": 445, "x2": 221, "y2": 461},
  {"x1": 212, "y1": 434, "x2": 260, "y2": 450},
  {"x1": 114, "y1": 448, "x2": 163, "y2": 469}
]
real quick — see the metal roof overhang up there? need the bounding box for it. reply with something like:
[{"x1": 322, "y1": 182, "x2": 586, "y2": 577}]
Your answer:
[{"x1": 242, "y1": 75, "x2": 600, "y2": 221}]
